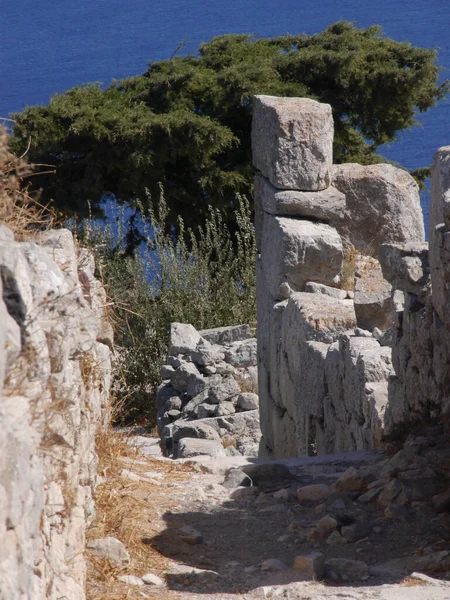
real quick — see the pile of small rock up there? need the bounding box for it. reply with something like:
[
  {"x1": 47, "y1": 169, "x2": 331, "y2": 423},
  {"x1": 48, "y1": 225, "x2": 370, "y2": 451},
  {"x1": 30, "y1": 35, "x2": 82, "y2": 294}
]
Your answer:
[{"x1": 157, "y1": 323, "x2": 261, "y2": 458}]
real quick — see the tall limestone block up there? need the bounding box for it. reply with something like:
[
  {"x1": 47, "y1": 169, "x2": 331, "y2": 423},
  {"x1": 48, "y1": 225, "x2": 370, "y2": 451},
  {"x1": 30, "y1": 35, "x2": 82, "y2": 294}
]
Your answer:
[
  {"x1": 430, "y1": 147, "x2": 450, "y2": 323},
  {"x1": 332, "y1": 163, "x2": 424, "y2": 256},
  {"x1": 261, "y1": 215, "x2": 343, "y2": 300},
  {"x1": 252, "y1": 96, "x2": 333, "y2": 190}
]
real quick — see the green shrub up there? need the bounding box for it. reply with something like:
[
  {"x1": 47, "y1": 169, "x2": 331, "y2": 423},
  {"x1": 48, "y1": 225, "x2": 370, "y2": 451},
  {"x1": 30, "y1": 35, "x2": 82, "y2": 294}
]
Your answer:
[{"x1": 79, "y1": 191, "x2": 256, "y2": 424}]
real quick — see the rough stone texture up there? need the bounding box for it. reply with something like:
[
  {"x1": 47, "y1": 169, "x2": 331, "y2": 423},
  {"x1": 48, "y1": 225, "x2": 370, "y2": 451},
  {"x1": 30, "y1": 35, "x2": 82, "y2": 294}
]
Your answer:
[
  {"x1": 381, "y1": 145, "x2": 450, "y2": 435},
  {"x1": 0, "y1": 227, "x2": 111, "y2": 600},
  {"x1": 177, "y1": 438, "x2": 226, "y2": 459},
  {"x1": 332, "y1": 163, "x2": 425, "y2": 256},
  {"x1": 252, "y1": 96, "x2": 333, "y2": 191},
  {"x1": 261, "y1": 216, "x2": 343, "y2": 300},
  {"x1": 158, "y1": 323, "x2": 259, "y2": 457},
  {"x1": 254, "y1": 174, "x2": 345, "y2": 246},
  {"x1": 353, "y1": 256, "x2": 393, "y2": 331},
  {"x1": 253, "y1": 97, "x2": 427, "y2": 459},
  {"x1": 379, "y1": 242, "x2": 429, "y2": 296}
]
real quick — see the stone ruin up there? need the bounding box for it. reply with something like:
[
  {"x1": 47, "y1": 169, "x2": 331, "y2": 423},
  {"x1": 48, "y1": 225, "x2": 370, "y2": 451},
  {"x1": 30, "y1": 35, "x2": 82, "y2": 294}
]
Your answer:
[
  {"x1": 252, "y1": 95, "x2": 438, "y2": 459},
  {"x1": 157, "y1": 323, "x2": 261, "y2": 458}
]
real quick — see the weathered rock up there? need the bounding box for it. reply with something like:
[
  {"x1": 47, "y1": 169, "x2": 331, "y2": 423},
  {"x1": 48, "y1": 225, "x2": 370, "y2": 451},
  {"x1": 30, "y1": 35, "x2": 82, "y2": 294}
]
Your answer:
[
  {"x1": 118, "y1": 575, "x2": 144, "y2": 586},
  {"x1": 317, "y1": 515, "x2": 338, "y2": 534},
  {"x1": 255, "y1": 174, "x2": 345, "y2": 221},
  {"x1": 172, "y1": 421, "x2": 221, "y2": 443},
  {"x1": 141, "y1": 573, "x2": 164, "y2": 586},
  {"x1": 241, "y1": 462, "x2": 293, "y2": 486},
  {"x1": 261, "y1": 559, "x2": 287, "y2": 571},
  {"x1": 293, "y1": 552, "x2": 325, "y2": 580},
  {"x1": 252, "y1": 95, "x2": 333, "y2": 190},
  {"x1": 169, "y1": 323, "x2": 202, "y2": 356},
  {"x1": 332, "y1": 163, "x2": 425, "y2": 256},
  {"x1": 87, "y1": 537, "x2": 131, "y2": 568},
  {"x1": 353, "y1": 256, "x2": 392, "y2": 331},
  {"x1": 177, "y1": 438, "x2": 226, "y2": 458},
  {"x1": 208, "y1": 376, "x2": 240, "y2": 404},
  {"x1": 214, "y1": 402, "x2": 236, "y2": 417},
  {"x1": 304, "y1": 281, "x2": 347, "y2": 300},
  {"x1": 196, "y1": 403, "x2": 216, "y2": 419},
  {"x1": 379, "y1": 242, "x2": 429, "y2": 295},
  {"x1": 224, "y1": 338, "x2": 257, "y2": 368},
  {"x1": 223, "y1": 468, "x2": 253, "y2": 489},
  {"x1": 237, "y1": 392, "x2": 259, "y2": 411},
  {"x1": 190, "y1": 338, "x2": 224, "y2": 366},
  {"x1": 333, "y1": 467, "x2": 366, "y2": 493},
  {"x1": 171, "y1": 362, "x2": 201, "y2": 394},
  {"x1": 177, "y1": 526, "x2": 203, "y2": 545},
  {"x1": 199, "y1": 324, "x2": 252, "y2": 345},
  {"x1": 261, "y1": 216, "x2": 344, "y2": 299},
  {"x1": 341, "y1": 521, "x2": 370, "y2": 542},
  {"x1": 297, "y1": 484, "x2": 331, "y2": 502},
  {"x1": 325, "y1": 558, "x2": 369, "y2": 581}
]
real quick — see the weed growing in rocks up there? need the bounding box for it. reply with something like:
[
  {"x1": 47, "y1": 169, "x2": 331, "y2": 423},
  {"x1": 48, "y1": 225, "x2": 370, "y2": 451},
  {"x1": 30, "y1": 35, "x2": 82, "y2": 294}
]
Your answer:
[{"x1": 78, "y1": 190, "x2": 256, "y2": 425}]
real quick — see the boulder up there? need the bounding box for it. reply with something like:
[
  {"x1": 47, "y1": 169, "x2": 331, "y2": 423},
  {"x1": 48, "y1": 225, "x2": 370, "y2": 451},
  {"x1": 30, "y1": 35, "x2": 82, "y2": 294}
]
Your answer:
[
  {"x1": 254, "y1": 174, "x2": 345, "y2": 221},
  {"x1": 353, "y1": 256, "x2": 392, "y2": 331},
  {"x1": 199, "y1": 324, "x2": 252, "y2": 345},
  {"x1": 169, "y1": 322, "x2": 201, "y2": 355},
  {"x1": 208, "y1": 375, "x2": 240, "y2": 403},
  {"x1": 224, "y1": 338, "x2": 257, "y2": 368},
  {"x1": 304, "y1": 281, "x2": 347, "y2": 300},
  {"x1": 177, "y1": 438, "x2": 226, "y2": 458},
  {"x1": 237, "y1": 393, "x2": 259, "y2": 411},
  {"x1": 332, "y1": 163, "x2": 425, "y2": 256},
  {"x1": 261, "y1": 216, "x2": 344, "y2": 299},
  {"x1": 379, "y1": 242, "x2": 429, "y2": 295},
  {"x1": 172, "y1": 421, "x2": 221, "y2": 443},
  {"x1": 171, "y1": 362, "x2": 201, "y2": 394},
  {"x1": 87, "y1": 537, "x2": 130, "y2": 568},
  {"x1": 252, "y1": 95, "x2": 333, "y2": 190}
]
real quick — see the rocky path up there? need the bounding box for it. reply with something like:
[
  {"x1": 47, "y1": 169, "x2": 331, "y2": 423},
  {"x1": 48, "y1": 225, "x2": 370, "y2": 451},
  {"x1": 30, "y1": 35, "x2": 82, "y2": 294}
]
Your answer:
[{"x1": 86, "y1": 433, "x2": 450, "y2": 600}]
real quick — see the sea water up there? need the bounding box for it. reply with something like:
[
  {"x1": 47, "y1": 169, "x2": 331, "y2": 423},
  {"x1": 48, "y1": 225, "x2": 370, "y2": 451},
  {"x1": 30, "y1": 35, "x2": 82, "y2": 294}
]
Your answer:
[{"x1": 1, "y1": 0, "x2": 450, "y2": 226}]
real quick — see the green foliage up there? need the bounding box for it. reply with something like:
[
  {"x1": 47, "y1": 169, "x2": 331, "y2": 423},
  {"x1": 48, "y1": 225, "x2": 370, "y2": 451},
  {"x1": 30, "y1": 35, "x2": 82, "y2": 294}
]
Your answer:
[
  {"x1": 81, "y1": 192, "x2": 256, "y2": 423},
  {"x1": 12, "y1": 22, "x2": 448, "y2": 229}
]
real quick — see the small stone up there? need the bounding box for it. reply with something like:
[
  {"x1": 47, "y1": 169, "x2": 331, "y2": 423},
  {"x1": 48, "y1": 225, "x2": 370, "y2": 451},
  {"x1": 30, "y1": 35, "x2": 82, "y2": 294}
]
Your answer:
[
  {"x1": 141, "y1": 573, "x2": 164, "y2": 586},
  {"x1": 177, "y1": 526, "x2": 203, "y2": 545},
  {"x1": 261, "y1": 559, "x2": 287, "y2": 571},
  {"x1": 273, "y1": 488, "x2": 290, "y2": 501},
  {"x1": 87, "y1": 537, "x2": 131, "y2": 568},
  {"x1": 357, "y1": 487, "x2": 382, "y2": 503},
  {"x1": 384, "y1": 504, "x2": 410, "y2": 520},
  {"x1": 326, "y1": 531, "x2": 348, "y2": 545},
  {"x1": 317, "y1": 515, "x2": 338, "y2": 534},
  {"x1": 118, "y1": 575, "x2": 144, "y2": 586},
  {"x1": 293, "y1": 552, "x2": 325, "y2": 580},
  {"x1": 223, "y1": 468, "x2": 253, "y2": 489},
  {"x1": 325, "y1": 558, "x2": 369, "y2": 581},
  {"x1": 333, "y1": 467, "x2": 365, "y2": 493},
  {"x1": 296, "y1": 484, "x2": 331, "y2": 502},
  {"x1": 230, "y1": 486, "x2": 259, "y2": 500},
  {"x1": 236, "y1": 392, "x2": 259, "y2": 411},
  {"x1": 341, "y1": 522, "x2": 370, "y2": 542}
]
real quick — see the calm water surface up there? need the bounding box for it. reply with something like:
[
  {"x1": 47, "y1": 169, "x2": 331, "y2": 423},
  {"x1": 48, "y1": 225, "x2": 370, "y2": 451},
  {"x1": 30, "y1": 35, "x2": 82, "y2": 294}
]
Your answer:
[{"x1": 1, "y1": 0, "x2": 450, "y2": 220}]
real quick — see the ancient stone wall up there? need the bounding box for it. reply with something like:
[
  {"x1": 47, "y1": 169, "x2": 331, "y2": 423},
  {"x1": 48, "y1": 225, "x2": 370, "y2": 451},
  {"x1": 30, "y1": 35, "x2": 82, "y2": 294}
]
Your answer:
[
  {"x1": 252, "y1": 95, "x2": 425, "y2": 459},
  {"x1": 0, "y1": 226, "x2": 111, "y2": 600}
]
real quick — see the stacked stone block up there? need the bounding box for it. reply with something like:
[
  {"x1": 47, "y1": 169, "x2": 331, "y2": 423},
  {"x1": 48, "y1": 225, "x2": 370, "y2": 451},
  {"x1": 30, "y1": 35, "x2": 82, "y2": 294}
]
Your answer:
[
  {"x1": 0, "y1": 226, "x2": 111, "y2": 600},
  {"x1": 253, "y1": 95, "x2": 425, "y2": 458}
]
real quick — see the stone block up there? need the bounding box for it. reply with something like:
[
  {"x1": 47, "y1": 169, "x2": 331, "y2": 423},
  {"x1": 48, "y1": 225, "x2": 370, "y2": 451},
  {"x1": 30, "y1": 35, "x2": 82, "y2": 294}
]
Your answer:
[
  {"x1": 198, "y1": 324, "x2": 252, "y2": 345},
  {"x1": 254, "y1": 174, "x2": 345, "y2": 221},
  {"x1": 261, "y1": 216, "x2": 343, "y2": 299},
  {"x1": 379, "y1": 242, "x2": 429, "y2": 295},
  {"x1": 169, "y1": 322, "x2": 201, "y2": 356},
  {"x1": 252, "y1": 95, "x2": 333, "y2": 190},
  {"x1": 332, "y1": 163, "x2": 424, "y2": 256},
  {"x1": 293, "y1": 552, "x2": 325, "y2": 579},
  {"x1": 177, "y1": 438, "x2": 225, "y2": 458}
]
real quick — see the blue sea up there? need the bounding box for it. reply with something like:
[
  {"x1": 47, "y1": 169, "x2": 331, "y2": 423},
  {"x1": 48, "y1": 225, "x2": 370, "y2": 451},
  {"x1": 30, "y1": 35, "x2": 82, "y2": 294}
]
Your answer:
[{"x1": 1, "y1": 0, "x2": 450, "y2": 224}]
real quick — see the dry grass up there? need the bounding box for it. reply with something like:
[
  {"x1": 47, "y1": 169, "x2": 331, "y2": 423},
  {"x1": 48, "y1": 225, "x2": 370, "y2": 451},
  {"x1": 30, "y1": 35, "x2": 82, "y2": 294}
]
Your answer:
[
  {"x1": 87, "y1": 428, "x2": 194, "y2": 599},
  {"x1": 0, "y1": 125, "x2": 57, "y2": 238},
  {"x1": 339, "y1": 243, "x2": 359, "y2": 291}
]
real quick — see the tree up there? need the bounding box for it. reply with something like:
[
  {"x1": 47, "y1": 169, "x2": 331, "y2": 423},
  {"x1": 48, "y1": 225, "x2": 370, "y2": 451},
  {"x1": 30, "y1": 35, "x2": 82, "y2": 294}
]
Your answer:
[{"x1": 11, "y1": 22, "x2": 448, "y2": 228}]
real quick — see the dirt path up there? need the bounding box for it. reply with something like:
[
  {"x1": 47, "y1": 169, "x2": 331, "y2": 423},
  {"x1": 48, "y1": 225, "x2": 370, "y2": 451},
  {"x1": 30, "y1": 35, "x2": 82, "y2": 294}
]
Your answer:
[{"x1": 86, "y1": 433, "x2": 450, "y2": 600}]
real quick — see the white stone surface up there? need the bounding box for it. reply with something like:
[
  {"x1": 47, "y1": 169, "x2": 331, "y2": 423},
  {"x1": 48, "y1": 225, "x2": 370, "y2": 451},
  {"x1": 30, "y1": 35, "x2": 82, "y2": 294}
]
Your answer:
[{"x1": 252, "y1": 95, "x2": 333, "y2": 190}]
